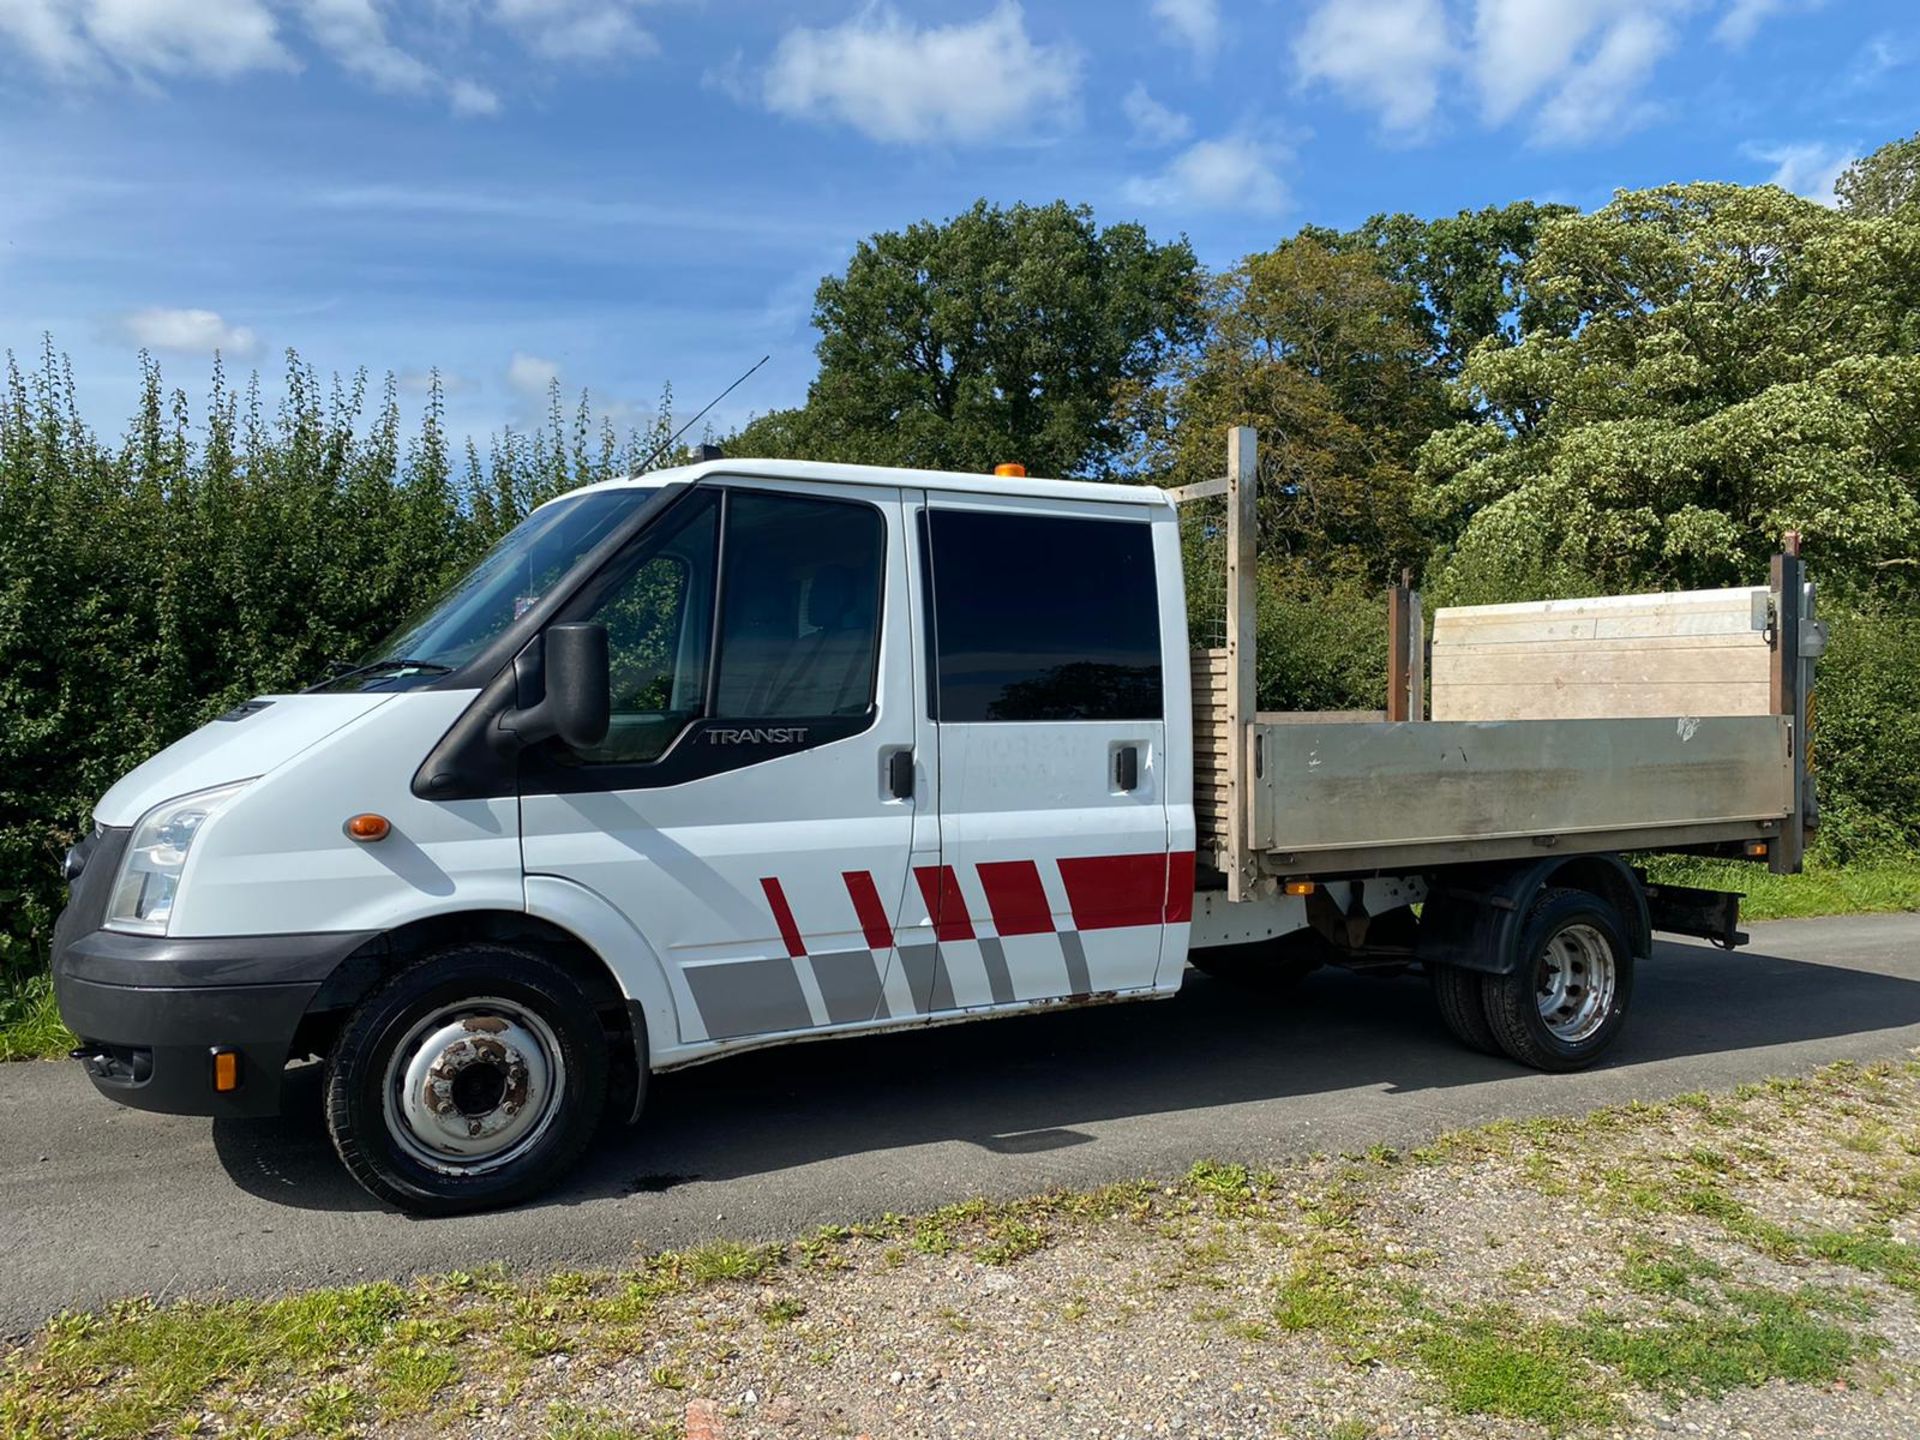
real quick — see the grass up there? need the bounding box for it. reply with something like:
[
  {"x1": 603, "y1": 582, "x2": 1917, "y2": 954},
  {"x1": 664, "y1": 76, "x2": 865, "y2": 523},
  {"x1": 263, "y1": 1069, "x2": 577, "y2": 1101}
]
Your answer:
[
  {"x1": 1643, "y1": 852, "x2": 1920, "y2": 921},
  {"x1": 1415, "y1": 1306, "x2": 1618, "y2": 1431},
  {"x1": 0, "y1": 974, "x2": 75, "y2": 1062}
]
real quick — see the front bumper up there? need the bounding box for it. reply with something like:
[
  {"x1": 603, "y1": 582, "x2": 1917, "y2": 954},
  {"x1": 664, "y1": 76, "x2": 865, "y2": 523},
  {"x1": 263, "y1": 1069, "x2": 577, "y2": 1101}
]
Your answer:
[{"x1": 54, "y1": 924, "x2": 378, "y2": 1119}]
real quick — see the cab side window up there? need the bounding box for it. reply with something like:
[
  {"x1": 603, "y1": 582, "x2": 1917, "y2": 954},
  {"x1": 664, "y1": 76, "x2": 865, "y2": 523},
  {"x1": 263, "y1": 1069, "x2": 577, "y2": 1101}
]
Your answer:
[
  {"x1": 567, "y1": 487, "x2": 884, "y2": 768},
  {"x1": 575, "y1": 492, "x2": 720, "y2": 765},
  {"x1": 926, "y1": 508, "x2": 1161, "y2": 722},
  {"x1": 714, "y1": 492, "x2": 884, "y2": 719}
]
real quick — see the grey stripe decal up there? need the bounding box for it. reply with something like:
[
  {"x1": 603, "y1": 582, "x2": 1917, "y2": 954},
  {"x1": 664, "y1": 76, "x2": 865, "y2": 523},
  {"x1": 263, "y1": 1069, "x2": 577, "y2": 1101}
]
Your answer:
[
  {"x1": 975, "y1": 935, "x2": 1015, "y2": 1006},
  {"x1": 685, "y1": 958, "x2": 814, "y2": 1039},
  {"x1": 1058, "y1": 930, "x2": 1091, "y2": 996},
  {"x1": 810, "y1": 949, "x2": 889, "y2": 1025},
  {"x1": 897, "y1": 942, "x2": 954, "y2": 1013}
]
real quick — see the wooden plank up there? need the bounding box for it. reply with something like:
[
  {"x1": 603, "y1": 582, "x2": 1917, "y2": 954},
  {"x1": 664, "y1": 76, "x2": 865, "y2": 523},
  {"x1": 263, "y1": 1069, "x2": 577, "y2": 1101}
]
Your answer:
[
  {"x1": 1770, "y1": 546, "x2": 1805, "y2": 874},
  {"x1": 1388, "y1": 580, "x2": 1412, "y2": 722},
  {"x1": 1430, "y1": 584, "x2": 1775, "y2": 722},
  {"x1": 1434, "y1": 647, "x2": 1766, "y2": 688},
  {"x1": 1432, "y1": 682, "x2": 1771, "y2": 721},
  {"x1": 1225, "y1": 426, "x2": 1257, "y2": 901},
  {"x1": 1167, "y1": 476, "x2": 1229, "y2": 503},
  {"x1": 1254, "y1": 710, "x2": 1387, "y2": 725},
  {"x1": 1410, "y1": 589, "x2": 1425, "y2": 722}
]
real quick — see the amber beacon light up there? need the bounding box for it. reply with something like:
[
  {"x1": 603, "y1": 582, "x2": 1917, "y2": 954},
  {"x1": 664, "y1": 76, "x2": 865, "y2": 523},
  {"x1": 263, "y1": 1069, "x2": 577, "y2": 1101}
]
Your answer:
[
  {"x1": 993, "y1": 462, "x2": 1026, "y2": 477},
  {"x1": 345, "y1": 813, "x2": 391, "y2": 842}
]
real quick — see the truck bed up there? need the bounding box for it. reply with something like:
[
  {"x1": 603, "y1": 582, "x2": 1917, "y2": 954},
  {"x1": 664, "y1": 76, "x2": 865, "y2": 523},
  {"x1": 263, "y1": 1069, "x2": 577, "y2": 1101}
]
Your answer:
[{"x1": 1191, "y1": 575, "x2": 1813, "y2": 883}]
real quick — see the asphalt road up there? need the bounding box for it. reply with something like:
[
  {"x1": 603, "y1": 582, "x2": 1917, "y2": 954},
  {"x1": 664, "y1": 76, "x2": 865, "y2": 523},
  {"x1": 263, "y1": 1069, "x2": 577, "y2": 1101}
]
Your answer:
[{"x1": 5, "y1": 912, "x2": 1920, "y2": 1334}]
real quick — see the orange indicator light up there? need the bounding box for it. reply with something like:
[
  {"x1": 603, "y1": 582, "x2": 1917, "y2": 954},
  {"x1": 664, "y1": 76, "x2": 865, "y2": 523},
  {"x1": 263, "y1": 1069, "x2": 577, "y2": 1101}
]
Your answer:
[
  {"x1": 211, "y1": 1049, "x2": 241, "y2": 1093},
  {"x1": 345, "y1": 813, "x2": 391, "y2": 842}
]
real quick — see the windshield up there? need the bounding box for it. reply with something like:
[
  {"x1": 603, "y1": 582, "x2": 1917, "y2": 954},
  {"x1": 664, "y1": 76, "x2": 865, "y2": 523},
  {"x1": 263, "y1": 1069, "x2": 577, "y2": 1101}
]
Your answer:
[{"x1": 348, "y1": 488, "x2": 651, "y2": 685}]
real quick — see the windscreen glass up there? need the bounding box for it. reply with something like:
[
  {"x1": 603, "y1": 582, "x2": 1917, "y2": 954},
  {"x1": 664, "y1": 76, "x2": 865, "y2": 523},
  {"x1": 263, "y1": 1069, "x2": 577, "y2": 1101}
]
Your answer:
[{"x1": 358, "y1": 489, "x2": 646, "y2": 680}]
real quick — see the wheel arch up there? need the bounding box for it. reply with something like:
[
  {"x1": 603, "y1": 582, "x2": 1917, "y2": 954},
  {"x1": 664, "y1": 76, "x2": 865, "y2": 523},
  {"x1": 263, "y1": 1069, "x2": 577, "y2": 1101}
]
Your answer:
[
  {"x1": 1415, "y1": 853, "x2": 1650, "y2": 978},
  {"x1": 297, "y1": 905, "x2": 652, "y2": 1120}
]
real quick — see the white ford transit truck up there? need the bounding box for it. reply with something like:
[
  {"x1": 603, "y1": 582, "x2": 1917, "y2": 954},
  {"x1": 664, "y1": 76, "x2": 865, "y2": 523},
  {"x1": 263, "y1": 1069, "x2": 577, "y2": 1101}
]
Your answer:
[{"x1": 53, "y1": 428, "x2": 1819, "y2": 1213}]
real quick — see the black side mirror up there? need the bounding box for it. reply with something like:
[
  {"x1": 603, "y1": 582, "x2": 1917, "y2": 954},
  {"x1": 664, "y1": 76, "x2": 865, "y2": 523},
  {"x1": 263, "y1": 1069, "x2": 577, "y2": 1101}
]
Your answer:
[{"x1": 494, "y1": 623, "x2": 610, "y2": 753}]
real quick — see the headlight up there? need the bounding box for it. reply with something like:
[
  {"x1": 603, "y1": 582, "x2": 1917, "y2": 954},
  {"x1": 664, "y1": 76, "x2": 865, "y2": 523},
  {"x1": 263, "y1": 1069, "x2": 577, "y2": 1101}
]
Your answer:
[{"x1": 106, "y1": 781, "x2": 253, "y2": 935}]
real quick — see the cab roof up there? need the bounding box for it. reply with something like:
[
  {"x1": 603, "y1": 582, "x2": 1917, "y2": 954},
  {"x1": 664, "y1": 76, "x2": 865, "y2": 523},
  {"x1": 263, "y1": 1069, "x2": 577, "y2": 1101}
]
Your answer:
[{"x1": 557, "y1": 456, "x2": 1175, "y2": 510}]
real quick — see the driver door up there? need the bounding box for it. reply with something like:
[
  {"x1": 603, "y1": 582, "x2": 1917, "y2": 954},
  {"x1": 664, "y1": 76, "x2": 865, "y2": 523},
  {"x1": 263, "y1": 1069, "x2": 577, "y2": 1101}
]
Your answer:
[{"x1": 519, "y1": 478, "x2": 924, "y2": 1046}]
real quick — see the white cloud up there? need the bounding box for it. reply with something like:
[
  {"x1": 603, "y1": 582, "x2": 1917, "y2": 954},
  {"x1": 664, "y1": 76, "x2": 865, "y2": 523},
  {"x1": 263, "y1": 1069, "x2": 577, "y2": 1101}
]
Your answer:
[
  {"x1": 449, "y1": 77, "x2": 501, "y2": 116},
  {"x1": 1531, "y1": 10, "x2": 1674, "y2": 144},
  {"x1": 4, "y1": 0, "x2": 293, "y2": 80},
  {"x1": 1295, "y1": 0, "x2": 1453, "y2": 137},
  {"x1": 1150, "y1": 0, "x2": 1219, "y2": 62},
  {"x1": 0, "y1": 0, "x2": 100, "y2": 79},
  {"x1": 119, "y1": 307, "x2": 259, "y2": 357},
  {"x1": 1715, "y1": 0, "x2": 1816, "y2": 47},
  {"x1": 1124, "y1": 133, "x2": 1287, "y2": 214},
  {"x1": 1122, "y1": 81, "x2": 1192, "y2": 147},
  {"x1": 297, "y1": 0, "x2": 433, "y2": 93},
  {"x1": 491, "y1": 0, "x2": 658, "y2": 63},
  {"x1": 508, "y1": 350, "x2": 561, "y2": 396},
  {"x1": 1754, "y1": 140, "x2": 1855, "y2": 206},
  {"x1": 762, "y1": 2, "x2": 1079, "y2": 145}
]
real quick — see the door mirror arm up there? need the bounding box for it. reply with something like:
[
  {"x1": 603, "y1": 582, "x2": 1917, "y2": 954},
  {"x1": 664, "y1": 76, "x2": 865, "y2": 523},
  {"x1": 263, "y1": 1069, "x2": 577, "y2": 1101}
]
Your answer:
[{"x1": 492, "y1": 623, "x2": 611, "y2": 754}]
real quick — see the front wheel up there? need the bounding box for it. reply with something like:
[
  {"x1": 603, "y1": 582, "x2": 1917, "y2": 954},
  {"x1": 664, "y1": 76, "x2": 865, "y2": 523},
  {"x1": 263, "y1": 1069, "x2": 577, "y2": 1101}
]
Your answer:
[
  {"x1": 324, "y1": 944, "x2": 609, "y2": 1215},
  {"x1": 1481, "y1": 888, "x2": 1634, "y2": 1072}
]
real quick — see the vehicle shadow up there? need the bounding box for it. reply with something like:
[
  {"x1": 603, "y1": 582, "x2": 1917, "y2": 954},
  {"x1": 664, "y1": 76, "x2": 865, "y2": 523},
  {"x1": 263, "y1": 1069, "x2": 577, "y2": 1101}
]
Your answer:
[{"x1": 211, "y1": 936, "x2": 1920, "y2": 1214}]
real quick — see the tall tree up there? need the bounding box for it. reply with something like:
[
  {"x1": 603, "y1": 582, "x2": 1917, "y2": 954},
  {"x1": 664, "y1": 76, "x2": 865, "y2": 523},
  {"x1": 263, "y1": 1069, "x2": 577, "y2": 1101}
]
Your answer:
[
  {"x1": 1130, "y1": 234, "x2": 1445, "y2": 579},
  {"x1": 1417, "y1": 182, "x2": 1920, "y2": 603},
  {"x1": 730, "y1": 200, "x2": 1202, "y2": 478},
  {"x1": 1338, "y1": 201, "x2": 1575, "y2": 374},
  {"x1": 1838, "y1": 129, "x2": 1920, "y2": 217}
]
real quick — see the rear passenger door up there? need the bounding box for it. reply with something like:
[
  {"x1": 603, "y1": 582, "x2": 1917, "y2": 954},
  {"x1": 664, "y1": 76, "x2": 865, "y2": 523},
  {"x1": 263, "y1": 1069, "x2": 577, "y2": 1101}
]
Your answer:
[{"x1": 910, "y1": 495, "x2": 1175, "y2": 1014}]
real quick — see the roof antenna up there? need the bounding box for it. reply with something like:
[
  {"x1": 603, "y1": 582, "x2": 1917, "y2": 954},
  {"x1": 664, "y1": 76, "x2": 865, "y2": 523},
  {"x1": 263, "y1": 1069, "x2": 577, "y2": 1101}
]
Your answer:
[{"x1": 632, "y1": 354, "x2": 770, "y2": 475}]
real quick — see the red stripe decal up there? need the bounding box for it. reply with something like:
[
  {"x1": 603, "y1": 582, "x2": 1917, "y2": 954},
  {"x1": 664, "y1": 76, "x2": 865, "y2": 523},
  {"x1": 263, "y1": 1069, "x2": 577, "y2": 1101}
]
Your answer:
[
  {"x1": 760, "y1": 877, "x2": 806, "y2": 958},
  {"x1": 977, "y1": 859, "x2": 1055, "y2": 936},
  {"x1": 1058, "y1": 853, "x2": 1170, "y2": 931},
  {"x1": 913, "y1": 865, "x2": 976, "y2": 942},
  {"x1": 1165, "y1": 850, "x2": 1196, "y2": 925},
  {"x1": 842, "y1": 870, "x2": 896, "y2": 951}
]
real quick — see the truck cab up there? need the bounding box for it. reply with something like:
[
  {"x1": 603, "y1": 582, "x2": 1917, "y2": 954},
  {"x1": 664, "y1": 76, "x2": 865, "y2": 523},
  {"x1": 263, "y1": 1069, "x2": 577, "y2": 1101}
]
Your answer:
[{"x1": 54, "y1": 458, "x2": 1199, "y2": 1213}]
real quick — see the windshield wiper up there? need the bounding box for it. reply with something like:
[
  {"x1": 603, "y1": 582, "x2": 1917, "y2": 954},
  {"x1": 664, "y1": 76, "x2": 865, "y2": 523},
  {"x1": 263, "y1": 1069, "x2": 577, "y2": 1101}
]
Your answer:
[{"x1": 306, "y1": 657, "x2": 454, "y2": 692}]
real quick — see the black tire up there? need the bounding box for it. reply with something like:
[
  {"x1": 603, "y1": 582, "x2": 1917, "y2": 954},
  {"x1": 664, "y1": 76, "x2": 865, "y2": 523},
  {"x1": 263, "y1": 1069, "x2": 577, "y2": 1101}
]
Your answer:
[
  {"x1": 1430, "y1": 963, "x2": 1502, "y2": 1055},
  {"x1": 324, "y1": 943, "x2": 609, "y2": 1215},
  {"x1": 1481, "y1": 887, "x2": 1635, "y2": 1072},
  {"x1": 1190, "y1": 929, "x2": 1329, "y2": 993}
]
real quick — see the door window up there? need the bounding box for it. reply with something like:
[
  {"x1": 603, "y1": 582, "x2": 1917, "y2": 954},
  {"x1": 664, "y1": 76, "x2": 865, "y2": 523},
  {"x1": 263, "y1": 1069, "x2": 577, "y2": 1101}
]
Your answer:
[
  {"x1": 714, "y1": 492, "x2": 884, "y2": 719},
  {"x1": 577, "y1": 491, "x2": 720, "y2": 765},
  {"x1": 563, "y1": 486, "x2": 885, "y2": 770},
  {"x1": 925, "y1": 509, "x2": 1162, "y2": 723}
]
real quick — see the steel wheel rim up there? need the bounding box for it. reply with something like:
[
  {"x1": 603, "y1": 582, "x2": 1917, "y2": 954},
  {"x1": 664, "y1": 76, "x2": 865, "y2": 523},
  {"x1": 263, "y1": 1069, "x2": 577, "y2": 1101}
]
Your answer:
[
  {"x1": 381, "y1": 998, "x2": 566, "y2": 1177},
  {"x1": 1535, "y1": 923, "x2": 1616, "y2": 1044}
]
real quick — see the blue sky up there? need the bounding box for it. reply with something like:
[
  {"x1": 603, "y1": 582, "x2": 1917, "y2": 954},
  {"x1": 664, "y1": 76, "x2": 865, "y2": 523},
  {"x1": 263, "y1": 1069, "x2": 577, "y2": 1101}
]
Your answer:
[{"x1": 2, "y1": 0, "x2": 1916, "y2": 450}]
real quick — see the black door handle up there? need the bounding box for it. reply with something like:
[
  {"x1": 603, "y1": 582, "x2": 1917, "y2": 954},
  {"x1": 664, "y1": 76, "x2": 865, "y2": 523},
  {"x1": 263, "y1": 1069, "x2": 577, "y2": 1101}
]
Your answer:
[
  {"x1": 887, "y1": 748, "x2": 915, "y2": 799},
  {"x1": 1115, "y1": 745, "x2": 1139, "y2": 792}
]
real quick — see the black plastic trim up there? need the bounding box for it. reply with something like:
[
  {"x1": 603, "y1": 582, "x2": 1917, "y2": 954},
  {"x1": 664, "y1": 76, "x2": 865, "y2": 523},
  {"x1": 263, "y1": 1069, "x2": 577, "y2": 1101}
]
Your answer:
[
  {"x1": 55, "y1": 926, "x2": 381, "y2": 989},
  {"x1": 1415, "y1": 854, "x2": 1654, "y2": 977}
]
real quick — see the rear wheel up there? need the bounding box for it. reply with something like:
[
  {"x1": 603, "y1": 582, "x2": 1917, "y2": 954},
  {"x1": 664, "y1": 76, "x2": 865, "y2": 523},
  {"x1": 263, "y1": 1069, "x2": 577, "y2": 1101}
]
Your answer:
[
  {"x1": 324, "y1": 944, "x2": 609, "y2": 1215},
  {"x1": 1481, "y1": 887, "x2": 1634, "y2": 1071},
  {"x1": 1430, "y1": 963, "x2": 1501, "y2": 1055}
]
